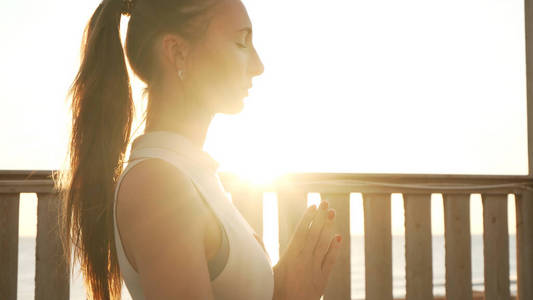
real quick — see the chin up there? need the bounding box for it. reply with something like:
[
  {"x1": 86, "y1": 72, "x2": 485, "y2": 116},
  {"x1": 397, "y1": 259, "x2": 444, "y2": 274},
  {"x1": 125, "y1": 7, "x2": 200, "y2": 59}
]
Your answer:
[{"x1": 220, "y1": 97, "x2": 245, "y2": 115}]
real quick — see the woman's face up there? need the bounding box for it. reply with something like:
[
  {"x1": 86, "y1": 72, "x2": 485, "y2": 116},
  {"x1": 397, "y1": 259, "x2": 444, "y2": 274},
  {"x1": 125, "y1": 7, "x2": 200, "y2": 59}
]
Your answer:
[{"x1": 184, "y1": 0, "x2": 264, "y2": 115}]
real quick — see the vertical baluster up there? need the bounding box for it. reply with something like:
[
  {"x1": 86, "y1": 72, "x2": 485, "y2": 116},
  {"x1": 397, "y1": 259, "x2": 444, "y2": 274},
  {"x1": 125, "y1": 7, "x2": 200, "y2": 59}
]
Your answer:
[
  {"x1": 443, "y1": 193, "x2": 472, "y2": 300},
  {"x1": 0, "y1": 193, "x2": 19, "y2": 300},
  {"x1": 321, "y1": 192, "x2": 351, "y2": 300},
  {"x1": 482, "y1": 193, "x2": 510, "y2": 300},
  {"x1": 230, "y1": 183, "x2": 264, "y2": 237},
  {"x1": 277, "y1": 189, "x2": 307, "y2": 258},
  {"x1": 363, "y1": 193, "x2": 392, "y2": 300},
  {"x1": 523, "y1": 0, "x2": 533, "y2": 292},
  {"x1": 516, "y1": 191, "x2": 533, "y2": 300},
  {"x1": 404, "y1": 193, "x2": 433, "y2": 300},
  {"x1": 35, "y1": 193, "x2": 69, "y2": 300}
]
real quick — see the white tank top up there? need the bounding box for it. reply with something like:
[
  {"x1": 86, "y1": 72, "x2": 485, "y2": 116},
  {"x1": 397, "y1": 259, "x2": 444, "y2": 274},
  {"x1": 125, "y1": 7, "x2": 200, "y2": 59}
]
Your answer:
[{"x1": 113, "y1": 131, "x2": 274, "y2": 300}]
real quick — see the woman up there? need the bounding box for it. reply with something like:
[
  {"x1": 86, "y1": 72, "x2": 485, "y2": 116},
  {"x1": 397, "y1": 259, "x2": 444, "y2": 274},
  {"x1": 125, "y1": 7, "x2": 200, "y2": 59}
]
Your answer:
[{"x1": 56, "y1": 0, "x2": 343, "y2": 299}]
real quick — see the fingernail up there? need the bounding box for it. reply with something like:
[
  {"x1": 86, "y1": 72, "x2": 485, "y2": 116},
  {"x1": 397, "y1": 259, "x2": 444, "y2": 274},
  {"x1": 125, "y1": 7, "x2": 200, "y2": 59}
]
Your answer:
[
  {"x1": 320, "y1": 201, "x2": 328, "y2": 210},
  {"x1": 336, "y1": 235, "x2": 342, "y2": 243}
]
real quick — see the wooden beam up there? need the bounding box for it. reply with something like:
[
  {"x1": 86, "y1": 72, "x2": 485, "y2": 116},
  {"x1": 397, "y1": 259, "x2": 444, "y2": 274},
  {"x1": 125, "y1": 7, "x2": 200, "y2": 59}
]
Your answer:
[
  {"x1": 526, "y1": 0, "x2": 533, "y2": 176},
  {"x1": 363, "y1": 193, "x2": 393, "y2": 300},
  {"x1": 218, "y1": 172, "x2": 533, "y2": 195},
  {"x1": 404, "y1": 193, "x2": 433, "y2": 300},
  {"x1": 0, "y1": 180, "x2": 55, "y2": 194},
  {"x1": 2, "y1": 170, "x2": 532, "y2": 195},
  {"x1": 443, "y1": 193, "x2": 473, "y2": 300},
  {"x1": 522, "y1": 0, "x2": 533, "y2": 296},
  {"x1": 35, "y1": 193, "x2": 69, "y2": 300},
  {"x1": 482, "y1": 193, "x2": 510, "y2": 300},
  {"x1": 4, "y1": 169, "x2": 532, "y2": 183},
  {"x1": 0, "y1": 193, "x2": 19, "y2": 300},
  {"x1": 516, "y1": 190, "x2": 533, "y2": 300},
  {"x1": 321, "y1": 192, "x2": 351, "y2": 300}
]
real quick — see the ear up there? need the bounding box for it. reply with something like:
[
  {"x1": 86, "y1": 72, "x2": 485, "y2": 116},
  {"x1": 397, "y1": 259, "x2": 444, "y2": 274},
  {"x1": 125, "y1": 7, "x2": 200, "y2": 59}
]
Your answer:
[{"x1": 160, "y1": 33, "x2": 190, "y2": 73}]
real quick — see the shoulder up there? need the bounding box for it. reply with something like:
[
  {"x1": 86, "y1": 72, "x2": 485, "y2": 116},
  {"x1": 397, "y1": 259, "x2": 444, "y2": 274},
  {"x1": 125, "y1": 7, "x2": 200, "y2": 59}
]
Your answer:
[
  {"x1": 118, "y1": 158, "x2": 208, "y2": 215},
  {"x1": 119, "y1": 158, "x2": 196, "y2": 198},
  {"x1": 116, "y1": 157, "x2": 210, "y2": 259}
]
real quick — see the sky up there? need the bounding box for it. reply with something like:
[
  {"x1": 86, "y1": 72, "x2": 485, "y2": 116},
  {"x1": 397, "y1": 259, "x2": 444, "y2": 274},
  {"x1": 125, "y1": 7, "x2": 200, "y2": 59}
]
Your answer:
[{"x1": 0, "y1": 0, "x2": 527, "y2": 248}]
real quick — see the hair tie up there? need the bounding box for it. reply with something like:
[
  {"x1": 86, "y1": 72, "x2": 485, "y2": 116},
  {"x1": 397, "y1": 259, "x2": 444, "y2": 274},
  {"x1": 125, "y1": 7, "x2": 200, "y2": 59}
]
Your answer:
[{"x1": 121, "y1": 0, "x2": 135, "y2": 16}]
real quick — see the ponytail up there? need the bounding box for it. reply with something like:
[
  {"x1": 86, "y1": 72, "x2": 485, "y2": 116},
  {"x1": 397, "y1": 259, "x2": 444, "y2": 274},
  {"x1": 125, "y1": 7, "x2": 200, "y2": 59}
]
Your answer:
[{"x1": 55, "y1": 0, "x2": 134, "y2": 299}]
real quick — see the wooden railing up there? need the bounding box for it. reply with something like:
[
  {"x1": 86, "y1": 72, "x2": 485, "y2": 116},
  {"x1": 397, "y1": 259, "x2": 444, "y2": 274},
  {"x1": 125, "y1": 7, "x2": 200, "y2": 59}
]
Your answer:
[
  {"x1": 1, "y1": 170, "x2": 532, "y2": 300},
  {"x1": 220, "y1": 172, "x2": 533, "y2": 300},
  {"x1": 0, "y1": 170, "x2": 68, "y2": 300}
]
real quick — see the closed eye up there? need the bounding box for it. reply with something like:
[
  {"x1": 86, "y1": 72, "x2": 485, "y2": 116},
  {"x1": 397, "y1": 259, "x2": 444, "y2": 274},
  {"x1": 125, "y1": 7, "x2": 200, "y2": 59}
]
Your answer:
[{"x1": 236, "y1": 42, "x2": 248, "y2": 49}]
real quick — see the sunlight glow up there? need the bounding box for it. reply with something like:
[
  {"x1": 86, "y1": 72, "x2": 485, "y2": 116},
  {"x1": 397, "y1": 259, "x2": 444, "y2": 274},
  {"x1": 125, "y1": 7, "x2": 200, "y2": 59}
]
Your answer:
[
  {"x1": 307, "y1": 192, "x2": 322, "y2": 208},
  {"x1": 206, "y1": 0, "x2": 528, "y2": 184},
  {"x1": 18, "y1": 193, "x2": 37, "y2": 237},
  {"x1": 350, "y1": 194, "x2": 365, "y2": 236},
  {"x1": 263, "y1": 192, "x2": 280, "y2": 265}
]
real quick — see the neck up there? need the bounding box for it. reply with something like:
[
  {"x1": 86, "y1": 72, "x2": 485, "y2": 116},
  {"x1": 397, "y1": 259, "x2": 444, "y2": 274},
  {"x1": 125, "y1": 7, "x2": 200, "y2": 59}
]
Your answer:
[{"x1": 144, "y1": 85, "x2": 214, "y2": 149}]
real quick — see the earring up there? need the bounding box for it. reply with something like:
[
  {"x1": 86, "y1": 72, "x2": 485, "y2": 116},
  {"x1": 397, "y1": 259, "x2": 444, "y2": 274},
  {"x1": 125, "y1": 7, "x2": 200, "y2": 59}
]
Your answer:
[{"x1": 178, "y1": 69, "x2": 184, "y2": 80}]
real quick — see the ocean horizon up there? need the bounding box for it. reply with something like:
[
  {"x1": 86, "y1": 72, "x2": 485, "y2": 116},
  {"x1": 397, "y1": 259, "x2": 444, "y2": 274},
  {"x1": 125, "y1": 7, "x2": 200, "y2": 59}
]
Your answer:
[{"x1": 16, "y1": 234, "x2": 517, "y2": 300}]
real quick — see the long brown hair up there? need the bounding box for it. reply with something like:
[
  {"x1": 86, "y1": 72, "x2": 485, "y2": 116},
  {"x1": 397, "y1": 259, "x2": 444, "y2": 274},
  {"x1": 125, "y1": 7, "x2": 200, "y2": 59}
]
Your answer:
[{"x1": 54, "y1": 0, "x2": 218, "y2": 298}]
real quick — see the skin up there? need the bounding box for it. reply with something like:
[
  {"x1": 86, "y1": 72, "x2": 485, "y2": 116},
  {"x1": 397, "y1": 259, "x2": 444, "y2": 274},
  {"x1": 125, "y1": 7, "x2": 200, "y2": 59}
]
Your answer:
[
  {"x1": 144, "y1": 0, "x2": 264, "y2": 148},
  {"x1": 116, "y1": 0, "x2": 342, "y2": 299}
]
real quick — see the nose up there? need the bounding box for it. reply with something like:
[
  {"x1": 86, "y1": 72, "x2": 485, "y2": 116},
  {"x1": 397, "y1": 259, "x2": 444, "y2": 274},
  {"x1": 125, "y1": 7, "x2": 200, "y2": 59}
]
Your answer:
[{"x1": 249, "y1": 45, "x2": 264, "y2": 77}]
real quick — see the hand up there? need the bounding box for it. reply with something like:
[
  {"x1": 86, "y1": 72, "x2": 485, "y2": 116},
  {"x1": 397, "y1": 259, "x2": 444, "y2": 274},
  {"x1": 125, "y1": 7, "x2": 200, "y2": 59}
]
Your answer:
[{"x1": 272, "y1": 200, "x2": 343, "y2": 300}]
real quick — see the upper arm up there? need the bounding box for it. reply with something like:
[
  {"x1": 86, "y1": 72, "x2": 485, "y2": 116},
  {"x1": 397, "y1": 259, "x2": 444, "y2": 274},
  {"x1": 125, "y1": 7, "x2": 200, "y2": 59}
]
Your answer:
[{"x1": 117, "y1": 158, "x2": 214, "y2": 300}]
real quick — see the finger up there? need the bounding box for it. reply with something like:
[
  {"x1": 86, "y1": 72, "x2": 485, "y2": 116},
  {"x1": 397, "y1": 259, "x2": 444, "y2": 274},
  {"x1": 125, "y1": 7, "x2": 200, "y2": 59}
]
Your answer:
[
  {"x1": 312, "y1": 209, "x2": 336, "y2": 276},
  {"x1": 313, "y1": 208, "x2": 336, "y2": 260},
  {"x1": 286, "y1": 204, "x2": 318, "y2": 256},
  {"x1": 321, "y1": 234, "x2": 342, "y2": 279},
  {"x1": 303, "y1": 200, "x2": 329, "y2": 256}
]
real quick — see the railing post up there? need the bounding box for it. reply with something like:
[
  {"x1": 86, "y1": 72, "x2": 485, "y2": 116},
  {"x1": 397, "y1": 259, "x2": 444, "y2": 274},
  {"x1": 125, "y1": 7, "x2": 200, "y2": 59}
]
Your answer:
[
  {"x1": 363, "y1": 193, "x2": 393, "y2": 300},
  {"x1": 277, "y1": 189, "x2": 307, "y2": 258},
  {"x1": 516, "y1": 190, "x2": 533, "y2": 300},
  {"x1": 404, "y1": 193, "x2": 433, "y2": 300},
  {"x1": 35, "y1": 192, "x2": 69, "y2": 300},
  {"x1": 524, "y1": 0, "x2": 533, "y2": 292},
  {"x1": 0, "y1": 193, "x2": 20, "y2": 300},
  {"x1": 443, "y1": 193, "x2": 473, "y2": 300},
  {"x1": 321, "y1": 192, "x2": 351, "y2": 300},
  {"x1": 482, "y1": 193, "x2": 510, "y2": 300}
]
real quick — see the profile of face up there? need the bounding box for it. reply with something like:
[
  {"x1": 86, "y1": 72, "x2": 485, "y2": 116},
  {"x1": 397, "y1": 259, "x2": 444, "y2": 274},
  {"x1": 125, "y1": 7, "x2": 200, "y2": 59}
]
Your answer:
[{"x1": 161, "y1": 0, "x2": 264, "y2": 116}]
